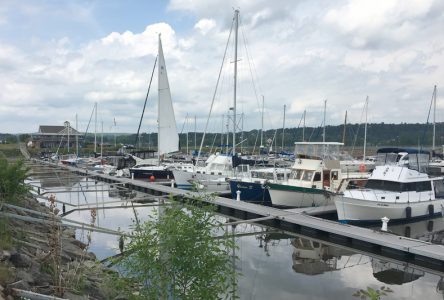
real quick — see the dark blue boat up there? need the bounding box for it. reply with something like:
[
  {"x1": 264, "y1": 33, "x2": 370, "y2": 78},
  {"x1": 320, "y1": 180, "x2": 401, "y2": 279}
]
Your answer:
[{"x1": 229, "y1": 179, "x2": 271, "y2": 205}]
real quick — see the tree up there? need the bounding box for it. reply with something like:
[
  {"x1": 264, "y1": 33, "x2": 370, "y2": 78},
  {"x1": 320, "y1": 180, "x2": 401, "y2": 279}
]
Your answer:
[
  {"x1": 117, "y1": 196, "x2": 238, "y2": 300},
  {"x1": 0, "y1": 156, "x2": 29, "y2": 204}
]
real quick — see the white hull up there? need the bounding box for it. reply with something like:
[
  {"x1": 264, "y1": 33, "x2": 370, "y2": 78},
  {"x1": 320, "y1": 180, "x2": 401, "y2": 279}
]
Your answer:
[
  {"x1": 335, "y1": 195, "x2": 444, "y2": 222},
  {"x1": 172, "y1": 169, "x2": 230, "y2": 192},
  {"x1": 268, "y1": 186, "x2": 333, "y2": 208}
]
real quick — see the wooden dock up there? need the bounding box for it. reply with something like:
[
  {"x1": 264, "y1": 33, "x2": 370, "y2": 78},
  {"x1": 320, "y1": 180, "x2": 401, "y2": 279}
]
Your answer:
[{"x1": 28, "y1": 160, "x2": 444, "y2": 272}]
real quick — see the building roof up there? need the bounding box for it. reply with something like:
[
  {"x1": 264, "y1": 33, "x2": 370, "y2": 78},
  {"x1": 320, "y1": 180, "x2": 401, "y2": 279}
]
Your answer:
[{"x1": 38, "y1": 125, "x2": 82, "y2": 135}]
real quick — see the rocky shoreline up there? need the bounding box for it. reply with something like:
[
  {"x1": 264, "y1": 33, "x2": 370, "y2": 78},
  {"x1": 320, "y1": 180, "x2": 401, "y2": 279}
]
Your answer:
[{"x1": 0, "y1": 193, "x2": 128, "y2": 300}]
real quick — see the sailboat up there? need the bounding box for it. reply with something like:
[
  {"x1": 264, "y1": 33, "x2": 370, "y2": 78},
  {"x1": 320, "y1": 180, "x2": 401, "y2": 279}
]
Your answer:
[
  {"x1": 129, "y1": 35, "x2": 179, "y2": 180},
  {"x1": 171, "y1": 10, "x2": 252, "y2": 191}
]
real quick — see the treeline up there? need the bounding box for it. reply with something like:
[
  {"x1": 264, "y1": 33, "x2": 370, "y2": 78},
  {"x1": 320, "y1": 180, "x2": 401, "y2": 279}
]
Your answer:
[
  {"x1": 85, "y1": 122, "x2": 443, "y2": 151},
  {"x1": 2, "y1": 122, "x2": 442, "y2": 151}
]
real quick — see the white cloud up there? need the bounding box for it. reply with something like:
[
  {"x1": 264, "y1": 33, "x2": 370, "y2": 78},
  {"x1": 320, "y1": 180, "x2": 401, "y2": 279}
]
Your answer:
[{"x1": 194, "y1": 18, "x2": 216, "y2": 35}]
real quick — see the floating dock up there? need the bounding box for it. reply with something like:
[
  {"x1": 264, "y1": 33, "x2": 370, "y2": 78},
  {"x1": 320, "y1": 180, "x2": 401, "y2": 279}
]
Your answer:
[{"x1": 29, "y1": 159, "x2": 444, "y2": 272}]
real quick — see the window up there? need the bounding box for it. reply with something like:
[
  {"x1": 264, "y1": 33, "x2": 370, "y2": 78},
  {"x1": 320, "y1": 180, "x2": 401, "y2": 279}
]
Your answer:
[
  {"x1": 302, "y1": 171, "x2": 313, "y2": 181},
  {"x1": 313, "y1": 172, "x2": 321, "y2": 181},
  {"x1": 291, "y1": 170, "x2": 302, "y2": 180},
  {"x1": 434, "y1": 180, "x2": 444, "y2": 198}
]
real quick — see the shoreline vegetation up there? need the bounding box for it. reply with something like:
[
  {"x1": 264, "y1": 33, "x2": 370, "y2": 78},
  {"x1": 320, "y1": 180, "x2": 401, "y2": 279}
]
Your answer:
[{"x1": 0, "y1": 145, "x2": 238, "y2": 299}]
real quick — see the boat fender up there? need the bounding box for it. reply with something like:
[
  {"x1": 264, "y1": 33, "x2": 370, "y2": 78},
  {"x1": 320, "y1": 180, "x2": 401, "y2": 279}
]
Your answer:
[
  {"x1": 427, "y1": 220, "x2": 434, "y2": 232},
  {"x1": 404, "y1": 226, "x2": 411, "y2": 238},
  {"x1": 359, "y1": 164, "x2": 366, "y2": 172},
  {"x1": 150, "y1": 175, "x2": 155, "y2": 182},
  {"x1": 428, "y1": 204, "x2": 434, "y2": 216},
  {"x1": 406, "y1": 206, "x2": 412, "y2": 219}
]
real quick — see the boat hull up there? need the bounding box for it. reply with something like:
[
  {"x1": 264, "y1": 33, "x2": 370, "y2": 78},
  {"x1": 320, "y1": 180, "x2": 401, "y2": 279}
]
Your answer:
[
  {"x1": 172, "y1": 169, "x2": 229, "y2": 192},
  {"x1": 268, "y1": 183, "x2": 333, "y2": 208},
  {"x1": 335, "y1": 195, "x2": 444, "y2": 223},
  {"x1": 229, "y1": 180, "x2": 271, "y2": 205},
  {"x1": 129, "y1": 168, "x2": 173, "y2": 180}
]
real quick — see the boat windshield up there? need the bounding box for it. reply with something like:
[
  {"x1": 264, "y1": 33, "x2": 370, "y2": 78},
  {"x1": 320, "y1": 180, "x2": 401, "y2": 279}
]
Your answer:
[
  {"x1": 365, "y1": 179, "x2": 432, "y2": 192},
  {"x1": 294, "y1": 143, "x2": 342, "y2": 160},
  {"x1": 375, "y1": 152, "x2": 429, "y2": 172}
]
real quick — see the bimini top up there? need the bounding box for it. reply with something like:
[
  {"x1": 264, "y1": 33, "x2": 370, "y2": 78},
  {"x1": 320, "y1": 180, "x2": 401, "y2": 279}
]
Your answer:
[{"x1": 376, "y1": 148, "x2": 430, "y2": 155}]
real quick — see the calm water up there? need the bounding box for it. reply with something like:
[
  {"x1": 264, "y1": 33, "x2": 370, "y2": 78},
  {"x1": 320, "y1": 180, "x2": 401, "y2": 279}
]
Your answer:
[{"x1": 28, "y1": 174, "x2": 444, "y2": 299}]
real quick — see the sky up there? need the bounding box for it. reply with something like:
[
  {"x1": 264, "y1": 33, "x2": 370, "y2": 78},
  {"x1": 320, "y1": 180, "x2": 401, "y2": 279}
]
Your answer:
[{"x1": 0, "y1": 0, "x2": 443, "y2": 134}]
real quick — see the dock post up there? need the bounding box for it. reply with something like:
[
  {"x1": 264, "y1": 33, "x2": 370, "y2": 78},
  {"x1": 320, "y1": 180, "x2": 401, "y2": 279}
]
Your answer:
[
  {"x1": 381, "y1": 216, "x2": 389, "y2": 231},
  {"x1": 171, "y1": 180, "x2": 175, "y2": 188},
  {"x1": 236, "y1": 190, "x2": 241, "y2": 201},
  {"x1": 131, "y1": 173, "x2": 134, "y2": 180}
]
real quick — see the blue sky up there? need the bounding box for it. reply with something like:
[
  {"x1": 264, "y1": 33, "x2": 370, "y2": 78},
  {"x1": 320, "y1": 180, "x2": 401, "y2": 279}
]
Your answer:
[{"x1": 0, "y1": 0, "x2": 443, "y2": 134}]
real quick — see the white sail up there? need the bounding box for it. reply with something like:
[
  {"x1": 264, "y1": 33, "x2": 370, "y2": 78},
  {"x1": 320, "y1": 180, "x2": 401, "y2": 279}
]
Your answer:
[{"x1": 157, "y1": 35, "x2": 179, "y2": 155}]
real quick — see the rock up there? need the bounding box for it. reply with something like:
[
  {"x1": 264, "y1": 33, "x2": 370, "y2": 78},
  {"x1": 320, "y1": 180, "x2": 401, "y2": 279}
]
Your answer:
[
  {"x1": 0, "y1": 284, "x2": 3, "y2": 292},
  {"x1": 9, "y1": 253, "x2": 32, "y2": 268},
  {"x1": 63, "y1": 291, "x2": 89, "y2": 300},
  {"x1": 15, "y1": 270, "x2": 34, "y2": 284},
  {"x1": 0, "y1": 251, "x2": 11, "y2": 262},
  {"x1": 71, "y1": 239, "x2": 87, "y2": 250},
  {"x1": 6, "y1": 279, "x2": 30, "y2": 291},
  {"x1": 6, "y1": 296, "x2": 13, "y2": 300}
]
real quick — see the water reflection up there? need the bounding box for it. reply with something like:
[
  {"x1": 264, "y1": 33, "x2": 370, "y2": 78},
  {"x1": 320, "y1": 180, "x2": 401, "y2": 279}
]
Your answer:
[{"x1": 28, "y1": 171, "x2": 444, "y2": 299}]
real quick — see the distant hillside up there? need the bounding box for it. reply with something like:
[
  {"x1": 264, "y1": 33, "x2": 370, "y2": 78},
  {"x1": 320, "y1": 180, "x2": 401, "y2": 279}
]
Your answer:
[
  {"x1": 3, "y1": 122, "x2": 442, "y2": 153},
  {"x1": 92, "y1": 122, "x2": 444, "y2": 152}
]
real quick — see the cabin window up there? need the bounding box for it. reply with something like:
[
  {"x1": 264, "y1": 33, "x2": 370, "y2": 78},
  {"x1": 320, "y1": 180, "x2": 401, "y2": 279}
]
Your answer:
[
  {"x1": 434, "y1": 180, "x2": 444, "y2": 198},
  {"x1": 366, "y1": 180, "x2": 402, "y2": 192},
  {"x1": 331, "y1": 171, "x2": 339, "y2": 180},
  {"x1": 401, "y1": 181, "x2": 432, "y2": 192},
  {"x1": 302, "y1": 171, "x2": 313, "y2": 181},
  {"x1": 290, "y1": 170, "x2": 302, "y2": 180},
  {"x1": 313, "y1": 172, "x2": 321, "y2": 182}
]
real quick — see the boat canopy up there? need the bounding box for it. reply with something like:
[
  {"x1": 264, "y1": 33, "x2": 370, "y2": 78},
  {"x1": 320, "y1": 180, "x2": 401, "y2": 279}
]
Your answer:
[
  {"x1": 294, "y1": 142, "x2": 343, "y2": 160},
  {"x1": 375, "y1": 148, "x2": 430, "y2": 173}
]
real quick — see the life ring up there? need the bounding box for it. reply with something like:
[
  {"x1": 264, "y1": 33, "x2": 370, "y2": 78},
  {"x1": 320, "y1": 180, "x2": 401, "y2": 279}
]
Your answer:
[{"x1": 359, "y1": 164, "x2": 366, "y2": 172}]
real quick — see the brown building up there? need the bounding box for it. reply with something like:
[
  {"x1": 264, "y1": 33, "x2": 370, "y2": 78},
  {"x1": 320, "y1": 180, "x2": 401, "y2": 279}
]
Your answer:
[{"x1": 32, "y1": 122, "x2": 84, "y2": 149}]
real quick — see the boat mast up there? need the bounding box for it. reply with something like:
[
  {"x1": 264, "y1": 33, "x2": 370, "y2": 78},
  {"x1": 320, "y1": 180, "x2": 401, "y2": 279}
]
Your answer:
[
  {"x1": 342, "y1": 110, "x2": 347, "y2": 145},
  {"x1": 94, "y1": 102, "x2": 97, "y2": 153},
  {"x1": 100, "y1": 120, "x2": 103, "y2": 159},
  {"x1": 67, "y1": 121, "x2": 70, "y2": 153},
  {"x1": 282, "y1": 104, "x2": 286, "y2": 151},
  {"x1": 260, "y1": 95, "x2": 264, "y2": 149},
  {"x1": 302, "y1": 110, "x2": 306, "y2": 142},
  {"x1": 241, "y1": 112, "x2": 244, "y2": 153},
  {"x1": 364, "y1": 96, "x2": 368, "y2": 161},
  {"x1": 194, "y1": 115, "x2": 197, "y2": 152},
  {"x1": 323, "y1": 100, "x2": 327, "y2": 143},
  {"x1": 232, "y1": 9, "x2": 239, "y2": 155},
  {"x1": 433, "y1": 85, "x2": 437, "y2": 151},
  {"x1": 76, "y1": 114, "x2": 79, "y2": 157}
]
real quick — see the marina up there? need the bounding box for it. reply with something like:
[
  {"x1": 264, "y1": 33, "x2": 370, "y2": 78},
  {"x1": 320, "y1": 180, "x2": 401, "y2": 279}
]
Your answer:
[{"x1": 26, "y1": 159, "x2": 444, "y2": 272}]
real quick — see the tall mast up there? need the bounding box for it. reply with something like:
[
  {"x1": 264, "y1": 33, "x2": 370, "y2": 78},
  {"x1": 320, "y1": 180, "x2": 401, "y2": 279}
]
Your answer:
[
  {"x1": 364, "y1": 96, "x2": 368, "y2": 161},
  {"x1": 232, "y1": 9, "x2": 239, "y2": 155},
  {"x1": 241, "y1": 113, "x2": 244, "y2": 153},
  {"x1": 194, "y1": 115, "x2": 197, "y2": 151},
  {"x1": 282, "y1": 104, "x2": 286, "y2": 151},
  {"x1": 67, "y1": 121, "x2": 70, "y2": 153},
  {"x1": 302, "y1": 110, "x2": 306, "y2": 142},
  {"x1": 76, "y1": 114, "x2": 79, "y2": 157},
  {"x1": 186, "y1": 114, "x2": 189, "y2": 154},
  {"x1": 342, "y1": 110, "x2": 347, "y2": 144},
  {"x1": 323, "y1": 100, "x2": 327, "y2": 143},
  {"x1": 94, "y1": 102, "x2": 97, "y2": 153},
  {"x1": 100, "y1": 120, "x2": 103, "y2": 159},
  {"x1": 260, "y1": 95, "x2": 264, "y2": 148},
  {"x1": 433, "y1": 85, "x2": 437, "y2": 151}
]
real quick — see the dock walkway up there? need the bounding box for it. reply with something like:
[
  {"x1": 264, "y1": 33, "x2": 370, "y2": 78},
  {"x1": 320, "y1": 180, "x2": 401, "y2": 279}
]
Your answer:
[{"x1": 29, "y1": 159, "x2": 444, "y2": 272}]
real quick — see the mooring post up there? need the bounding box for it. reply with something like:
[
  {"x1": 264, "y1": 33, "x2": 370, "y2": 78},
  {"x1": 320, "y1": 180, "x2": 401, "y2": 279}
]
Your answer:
[
  {"x1": 131, "y1": 173, "x2": 134, "y2": 180},
  {"x1": 381, "y1": 216, "x2": 389, "y2": 231},
  {"x1": 171, "y1": 179, "x2": 175, "y2": 188},
  {"x1": 236, "y1": 190, "x2": 241, "y2": 201}
]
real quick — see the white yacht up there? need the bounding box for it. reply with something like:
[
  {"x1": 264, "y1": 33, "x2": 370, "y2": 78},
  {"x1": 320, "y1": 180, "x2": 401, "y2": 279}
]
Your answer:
[
  {"x1": 268, "y1": 142, "x2": 369, "y2": 208},
  {"x1": 335, "y1": 149, "x2": 444, "y2": 223}
]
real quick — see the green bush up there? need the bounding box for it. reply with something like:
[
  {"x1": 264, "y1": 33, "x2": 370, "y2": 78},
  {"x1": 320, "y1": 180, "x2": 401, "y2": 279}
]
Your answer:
[
  {"x1": 117, "y1": 196, "x2": 238, "y2": 300},
  {"x1": 0, "y1": 156, "x2": 29, "y2": 204}
]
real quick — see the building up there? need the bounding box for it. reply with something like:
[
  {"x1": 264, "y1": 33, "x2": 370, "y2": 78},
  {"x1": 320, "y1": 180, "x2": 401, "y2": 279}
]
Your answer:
[{"x1": 32, "y1": 122, "x2": 84, "y2": 149}]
